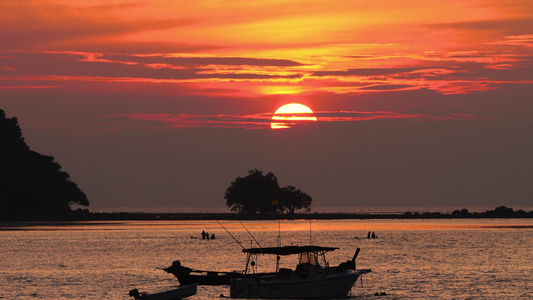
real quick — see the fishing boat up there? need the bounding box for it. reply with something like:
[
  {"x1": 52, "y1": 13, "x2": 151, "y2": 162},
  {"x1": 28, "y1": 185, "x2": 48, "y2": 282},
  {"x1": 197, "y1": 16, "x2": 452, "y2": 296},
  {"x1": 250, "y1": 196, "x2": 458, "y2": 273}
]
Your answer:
[
  {"x1": 128, "y1": 283, "x2": 197, "y2": 300},
  {"x1": 164, "y1": 221, "x2": 276, "y2": 285},
  {"x1": 229, "y1": 246, "x2": 371, "y2": 299}
]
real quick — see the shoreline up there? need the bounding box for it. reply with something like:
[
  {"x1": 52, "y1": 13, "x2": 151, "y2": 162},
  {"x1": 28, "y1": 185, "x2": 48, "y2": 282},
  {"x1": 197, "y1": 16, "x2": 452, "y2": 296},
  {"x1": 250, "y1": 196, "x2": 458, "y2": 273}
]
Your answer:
[
  {"x1": 2, "y1": 213, "x2": 533, "y2": 230},
  {"x1": 87, "y1": 210, "x2": 533, "y2": 220},
  {"x1": 2, "y1": 206, "x2": 532, "y2": 222},
  {"x1": 32, "y1": 210, "x2": 533, "y2": 221}
]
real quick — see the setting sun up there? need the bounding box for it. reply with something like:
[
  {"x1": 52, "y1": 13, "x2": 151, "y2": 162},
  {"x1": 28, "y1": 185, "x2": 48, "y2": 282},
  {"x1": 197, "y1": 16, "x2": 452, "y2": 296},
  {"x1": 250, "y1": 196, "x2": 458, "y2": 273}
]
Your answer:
[{"x1": 271, "y1": 103, "x2": 318, "y2": 129}]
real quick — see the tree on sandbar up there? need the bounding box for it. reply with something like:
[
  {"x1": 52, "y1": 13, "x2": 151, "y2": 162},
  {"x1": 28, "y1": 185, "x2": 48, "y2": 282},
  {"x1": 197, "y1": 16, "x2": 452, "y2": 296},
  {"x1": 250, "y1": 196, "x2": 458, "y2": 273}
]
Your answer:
[{"x1": 224, "y1": 169, "x2": 312, "y2": 215}]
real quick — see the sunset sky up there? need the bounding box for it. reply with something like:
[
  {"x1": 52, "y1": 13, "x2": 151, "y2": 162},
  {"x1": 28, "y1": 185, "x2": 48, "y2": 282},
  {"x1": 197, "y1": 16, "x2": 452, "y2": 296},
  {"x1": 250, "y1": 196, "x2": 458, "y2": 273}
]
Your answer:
[{"x1": 1, "y1": 0, "x2": 532, "y2": 211}]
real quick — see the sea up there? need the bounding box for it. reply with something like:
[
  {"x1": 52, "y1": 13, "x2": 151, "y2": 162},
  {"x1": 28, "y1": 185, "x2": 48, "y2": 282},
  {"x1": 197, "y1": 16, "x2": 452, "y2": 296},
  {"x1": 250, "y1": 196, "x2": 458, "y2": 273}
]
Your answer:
[{"x1": 1, "y1": 219, "x2": 532, "y2": 299}]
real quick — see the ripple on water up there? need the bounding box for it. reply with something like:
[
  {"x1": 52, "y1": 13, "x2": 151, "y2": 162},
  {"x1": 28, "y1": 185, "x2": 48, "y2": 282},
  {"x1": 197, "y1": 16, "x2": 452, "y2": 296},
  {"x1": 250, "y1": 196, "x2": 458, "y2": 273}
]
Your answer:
[{"x1": 0, "y1": 219, "x2": 532, "y2": 299}]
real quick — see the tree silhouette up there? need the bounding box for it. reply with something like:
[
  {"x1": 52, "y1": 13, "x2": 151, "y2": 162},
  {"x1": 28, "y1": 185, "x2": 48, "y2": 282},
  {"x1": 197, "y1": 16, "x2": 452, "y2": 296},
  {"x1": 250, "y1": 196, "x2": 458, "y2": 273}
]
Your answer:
[
  {"x1": 224, "y1": 169, "x2": 312, "y2": 215},
  {"x1": 225, "y1": 169, "x2": 280, "y2": 214},
  {"x1": 279, "y1": 185, "x2": 312, "y2": 214},
  {"x1": 0, "y1": 109, "x2": 89, "y2": 220}
]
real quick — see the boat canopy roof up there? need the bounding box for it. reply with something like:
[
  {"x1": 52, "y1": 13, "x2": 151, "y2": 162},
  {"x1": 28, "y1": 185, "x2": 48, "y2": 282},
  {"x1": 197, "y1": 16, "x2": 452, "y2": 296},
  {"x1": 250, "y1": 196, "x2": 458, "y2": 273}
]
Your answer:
[{"x1": 242, "y1": 245, "x2": 338, "y2": 256}]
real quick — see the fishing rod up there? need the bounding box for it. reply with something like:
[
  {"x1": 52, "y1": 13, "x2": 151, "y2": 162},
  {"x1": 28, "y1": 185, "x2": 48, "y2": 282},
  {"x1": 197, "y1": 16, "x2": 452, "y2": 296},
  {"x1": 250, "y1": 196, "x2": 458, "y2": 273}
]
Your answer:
[
  {"x1": 239, "y1": 220, "x2": 262, "y2": 248},
  {"x1": 216, "y1": 220, "x2": 244, "y2": 249}
]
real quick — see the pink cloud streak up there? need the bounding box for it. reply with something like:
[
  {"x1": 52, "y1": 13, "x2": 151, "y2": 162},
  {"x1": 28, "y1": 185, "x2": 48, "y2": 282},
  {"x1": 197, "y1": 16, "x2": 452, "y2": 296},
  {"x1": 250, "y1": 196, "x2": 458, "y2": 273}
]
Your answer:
[{"x1": 115, "y1": 111, "x2": 483, "y2": 130}]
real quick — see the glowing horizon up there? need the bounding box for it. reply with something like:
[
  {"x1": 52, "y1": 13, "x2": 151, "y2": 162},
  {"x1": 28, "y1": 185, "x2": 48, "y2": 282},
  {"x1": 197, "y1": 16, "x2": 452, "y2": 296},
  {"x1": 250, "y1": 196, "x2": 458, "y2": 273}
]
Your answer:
[
  {"x1": 0, "y1": 0, "x2": 532, "y2": 132},
  {"x1": 1, "y1": 0, "x2": 531, "y2": 214}
]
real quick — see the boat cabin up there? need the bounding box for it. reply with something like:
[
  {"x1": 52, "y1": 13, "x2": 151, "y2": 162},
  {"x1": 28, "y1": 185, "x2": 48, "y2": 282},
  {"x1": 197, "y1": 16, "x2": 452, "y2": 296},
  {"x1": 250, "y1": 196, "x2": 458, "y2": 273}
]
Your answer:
[{"x1": 242, "y1": 245, "x2": 339, "y2": 274}]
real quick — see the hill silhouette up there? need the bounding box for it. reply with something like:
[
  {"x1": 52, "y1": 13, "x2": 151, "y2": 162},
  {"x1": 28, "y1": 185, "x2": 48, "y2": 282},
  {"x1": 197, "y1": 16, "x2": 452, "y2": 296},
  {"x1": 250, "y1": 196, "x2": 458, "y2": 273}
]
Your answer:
[{"x1": 0, "y1": 109, "x2": 89, "y2": 221}]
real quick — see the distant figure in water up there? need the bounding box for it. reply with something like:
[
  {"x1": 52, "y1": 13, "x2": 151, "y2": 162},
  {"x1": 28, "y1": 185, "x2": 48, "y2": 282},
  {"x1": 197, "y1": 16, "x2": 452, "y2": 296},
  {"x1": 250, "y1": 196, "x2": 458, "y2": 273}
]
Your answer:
[
  {"x1": 211, "y1": 234, "x2": 216, "y2": 239},
  {"x1": 367, "y1": 232, "x2": 371, "y2": 239},
  {"x1": 206, "y1": 232, "x2": 210, "y2": 240},
  {"x1": 201, "y1": 230, "x2": 206, "y2": 240},
  {"x1": 372, "y1": 232, "x2": 377, "y2": 239}
]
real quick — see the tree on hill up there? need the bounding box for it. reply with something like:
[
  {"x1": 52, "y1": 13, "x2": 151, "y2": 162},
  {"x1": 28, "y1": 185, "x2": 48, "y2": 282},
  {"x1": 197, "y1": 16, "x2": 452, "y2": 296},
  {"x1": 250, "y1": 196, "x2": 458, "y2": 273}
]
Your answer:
[
  {"x1": 224, "y1": 169, "x2": 312, "y2": 215},
  {"x1": 0, "y1": 109, "x2": 89, "y2": 220}
]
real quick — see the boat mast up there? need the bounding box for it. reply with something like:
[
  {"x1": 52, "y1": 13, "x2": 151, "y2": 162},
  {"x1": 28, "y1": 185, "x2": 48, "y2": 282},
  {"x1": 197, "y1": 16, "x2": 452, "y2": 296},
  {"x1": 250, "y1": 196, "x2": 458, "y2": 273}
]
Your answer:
[
  {"x1": 244, "y1": 252, "x2": 251, "y2": 274},
  {"x1": 276, "y1": 220, "x2": 281, "y2": 272}
]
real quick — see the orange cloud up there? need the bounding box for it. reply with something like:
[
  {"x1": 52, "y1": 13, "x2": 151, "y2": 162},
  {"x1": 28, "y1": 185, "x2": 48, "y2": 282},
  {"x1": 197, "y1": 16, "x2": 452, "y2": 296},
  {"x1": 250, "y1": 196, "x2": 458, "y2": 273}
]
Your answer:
[{"x1": 1, "y1": 0, "x2": 532, "y2": 124}]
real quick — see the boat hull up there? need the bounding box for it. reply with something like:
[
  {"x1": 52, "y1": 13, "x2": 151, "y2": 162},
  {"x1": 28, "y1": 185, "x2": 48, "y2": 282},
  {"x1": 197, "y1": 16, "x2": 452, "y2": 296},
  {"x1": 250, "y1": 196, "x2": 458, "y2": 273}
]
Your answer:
[
  {"x1": 164, "y1": 260, "x2": 274, "y2": 285},
  {"x1": 131, "y1": 284, "x2": 197, "y2": 300},
  {"x1": 175, "y1": 272, "x2": 236, "y2": 285},
  {"x1": 230, "y1": 271, "x2": 361, "y2": 299}
]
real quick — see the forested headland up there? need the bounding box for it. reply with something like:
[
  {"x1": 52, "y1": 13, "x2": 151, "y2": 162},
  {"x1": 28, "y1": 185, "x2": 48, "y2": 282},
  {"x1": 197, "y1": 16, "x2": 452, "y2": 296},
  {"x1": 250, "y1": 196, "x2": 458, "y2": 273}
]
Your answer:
[{"x1": 0, "y1": 109, "x2": 89, "y2": 221}]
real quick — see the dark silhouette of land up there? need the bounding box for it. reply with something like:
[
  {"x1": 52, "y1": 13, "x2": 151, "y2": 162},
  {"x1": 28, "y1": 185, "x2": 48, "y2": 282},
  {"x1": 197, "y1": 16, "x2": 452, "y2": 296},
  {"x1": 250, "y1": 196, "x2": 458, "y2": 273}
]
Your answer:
[
  {"x1": 0, "y1": 109, "x2": 89, "y2": 221},
  {"x1": 2, "y1": 110, "x2": 531, "y2": 222},
  {"x1": 60, "y1": 205, "x2": 532, "y2": 221}
]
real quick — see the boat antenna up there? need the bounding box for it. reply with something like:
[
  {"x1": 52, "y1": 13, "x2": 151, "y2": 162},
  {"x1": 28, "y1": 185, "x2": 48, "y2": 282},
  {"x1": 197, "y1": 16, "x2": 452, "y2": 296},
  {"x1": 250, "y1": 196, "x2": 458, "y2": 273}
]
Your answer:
[
  {"x1": 309, "y1": 217, "x2": 312, "y2": 245},
  {"x1": 216, "y1": 220, "x2": 244, "y2": 249},
  {"x1": 307, "y1": 206, "x2": 312, "y2": 245},
  {"x1": 239, "y1": 220, "x2": 261, "y2": 248},
  {"x1": 277, "y1": 220, "x2": 281, "y2": 247}
]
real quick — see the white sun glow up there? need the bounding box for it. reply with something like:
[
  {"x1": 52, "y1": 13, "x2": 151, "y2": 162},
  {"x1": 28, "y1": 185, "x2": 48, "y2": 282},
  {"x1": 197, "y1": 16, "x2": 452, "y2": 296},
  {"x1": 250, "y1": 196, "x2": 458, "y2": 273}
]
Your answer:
[{"x1": 271, "y1": 103, "x2": 318, "y2": 129}]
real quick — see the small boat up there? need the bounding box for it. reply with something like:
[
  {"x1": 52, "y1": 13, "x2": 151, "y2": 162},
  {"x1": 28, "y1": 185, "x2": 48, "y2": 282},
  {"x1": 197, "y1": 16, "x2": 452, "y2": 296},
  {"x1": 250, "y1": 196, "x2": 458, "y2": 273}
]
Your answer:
[
  {"x1": 164, "y1": 260, "x2": 277, "y2": 285},
  {"x1": 129, "y1": 283, "x2": 197, "y2": 300},
  {"x1": 164, "y1": 260, "x2": 246, "y2": 285},
  {"x1": 229, "y1": 246, "x2": 371, "y2": 299}
]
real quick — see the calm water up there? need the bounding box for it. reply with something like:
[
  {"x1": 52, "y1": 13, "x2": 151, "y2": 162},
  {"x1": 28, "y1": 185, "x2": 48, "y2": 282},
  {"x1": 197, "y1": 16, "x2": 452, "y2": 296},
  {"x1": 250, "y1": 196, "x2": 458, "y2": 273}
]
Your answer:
[{"x1": 1, "y1": 219, "x2": 532, "y2": 299}]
